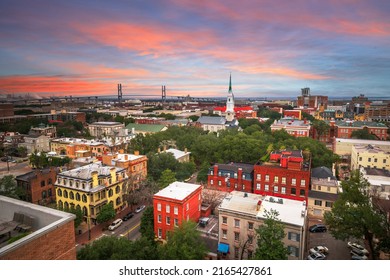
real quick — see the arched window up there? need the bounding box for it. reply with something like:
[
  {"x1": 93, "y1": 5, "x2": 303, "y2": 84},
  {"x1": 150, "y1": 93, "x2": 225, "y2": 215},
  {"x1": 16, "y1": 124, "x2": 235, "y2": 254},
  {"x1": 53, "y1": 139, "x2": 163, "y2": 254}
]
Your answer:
[
  {"x1": 48, "y1": 178, "x2": 53, "y2": 185},
  {"x1": 64, "y1": 202, "x2": 69, "y2": 210},
  {"x1": 115, "y1": 185, "x2": 120, "y2": 194},
  {"x1": 58, "y1": 200, "x2": 63, "y2": 210},
  {"x1": 41, "y1": 180, "x2": 45, "y2": 187},
  {"x1": 108, "y1": 189, "x2": 113, "y2": 197},
  {"x1": 116, "y1": 197, "x2": 121, "y2": 206},
  {"x1": 63, "y1": 190, "x2": 68, "y2": 198},
  {"x1": 76, "y1": 193, "x2": 81, "y2": 201},
  {"x1": 57, "y1": 189, "x2": 62, "y2": 197},
  {"x1": 82, "y1": 194, "x2": 87, "y2": 203},
  {"x1": 69, "y1": 191, "x2": 74, "y2": 200},
  {"x1": 82, "y1": 206, "x2": 88, "y2": 216}
]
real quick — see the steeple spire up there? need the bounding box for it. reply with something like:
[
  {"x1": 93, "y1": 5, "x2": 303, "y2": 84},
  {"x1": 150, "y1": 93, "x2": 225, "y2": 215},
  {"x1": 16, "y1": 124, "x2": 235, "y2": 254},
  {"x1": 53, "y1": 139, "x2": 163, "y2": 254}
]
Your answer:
[{"x1": 228, "y1": 73, "x2": 232, "y2": 93}]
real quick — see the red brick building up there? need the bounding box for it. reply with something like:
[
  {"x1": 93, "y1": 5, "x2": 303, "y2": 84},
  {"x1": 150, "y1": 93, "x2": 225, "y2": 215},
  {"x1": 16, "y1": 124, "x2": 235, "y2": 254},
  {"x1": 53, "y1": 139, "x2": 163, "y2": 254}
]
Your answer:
[
  {"x1": 253, "y1": 150, "x2": 311, "y2": 203},
  {"x1": 284, "y1": 110, "x2": 302, "y2": 120},
  {"x1": 335, "y1": 121, "x2": 388, "y2": 140},
  {"x1": 15, "y1": 168, "x2": 57, "y2": 206},
  {"x1": 207, "y1": 163, "x2": 254, "y2": 193},
  {"x1": 153, "y1": 181, "x2": 202, "y2": 240}
]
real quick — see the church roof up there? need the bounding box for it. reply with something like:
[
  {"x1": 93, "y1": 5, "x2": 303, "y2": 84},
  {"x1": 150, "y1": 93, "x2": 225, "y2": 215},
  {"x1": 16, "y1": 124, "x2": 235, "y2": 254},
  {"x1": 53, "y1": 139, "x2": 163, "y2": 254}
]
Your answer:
[{"x1": 197, "y1": 116, "x2": 227, "y2": 125}]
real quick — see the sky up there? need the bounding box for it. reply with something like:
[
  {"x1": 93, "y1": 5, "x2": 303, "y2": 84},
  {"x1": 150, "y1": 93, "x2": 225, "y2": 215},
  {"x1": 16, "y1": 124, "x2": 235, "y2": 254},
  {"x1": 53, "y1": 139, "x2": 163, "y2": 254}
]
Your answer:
[{"x1": 0, "y1": 0, "x2": 389, "y2": 99}]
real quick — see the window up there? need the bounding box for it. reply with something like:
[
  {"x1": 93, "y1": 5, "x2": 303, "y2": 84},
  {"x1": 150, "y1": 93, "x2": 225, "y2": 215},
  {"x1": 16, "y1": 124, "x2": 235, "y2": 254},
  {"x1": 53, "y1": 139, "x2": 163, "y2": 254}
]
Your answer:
[
  {"x1": 174, "y1": 218, "x2": 179, "y2": 227},
  {"x1": 374, "y1": 158, "x2": 377, "y2": 163},
  {"x1": 166, "y1": 205, "x2": 170, "y2": 213},
  {"x1": 158, "y1": 228, "x2": 162, "y2": 238},
  {"x1": 288, "y1": 232, "x2": 300, "y2": 242},
  {"x1": 359, "y1": 157, "x2": 362, "y2": 161},
  {"x1": 234, "y1": 232, "x2": 240, "y2": 241},
  {"x1": 42, "y1": 191, "x2": 47, "y2": 199},
  {"x1": 69, "y1": 180, "x2": 73, "y2": 187},
  {"x1": 48, "y1": 188, "x2": 52, "y2": 197},
  {"x1": 57, "y1": 189, "x2": 62, "y2": 197},
  {"x1": 242, "y1": 174, "x2": 246, "y2": 179},
  {"x1": 234, "y1": 173, "x2": 237, "y2": 179},
  {"x1": 256, "y1": 174, "x2": 261, "y2": 180},
  {"x1": 210, "y1": 170, "x2": 213, "y2": 175},
  {"x1": 256, "y1": 183, "x2": 261, "y2": 190},
  {"x1": 292, "y1": 178, "x2": 296, "y2": 186},
  {"x1": 300, "y1": 189, "x2": 305, "y2": 196},
  {"x1": 368, "y1": 158, "x2": 371, "y2": 162},
  {"x1": 82, "y1": 194, "x2": 87, "y2": 202},
  {"x1": 248, "y1": 222, "x2": 254, "y2": 230},
  {"x1": 158, "y1": 215, "x2": 162, "y2": 223},
  {"x1": 174, "y1": 206, "x2": 178, "y2": 215},
  {"x1": 264, "y1": 184, "x2": 269, "y2": 191},
  {"x1": 48, "y1": 178, "x2": 53, "y2": 185},
  {"x1": 314, "y1": 200, "x2": 322, "y2": 206},
  {"x1": 384, "y1": 159, "x2": 387, "y2": 164},
  {"x1": 41, "y1": 180, "x2": 45, "y2": 187},
  {"x1": 265, "y1": 175, "x2": 269, "y2": 182},
  {"x1": 108, "y1": 189, "x2": 113, "y2": 197},
  {"x1": 63, "y1": 190, "x2": 68, "y2": 198},
  {"x1": 234, "y1": 219, "x2": 240, "y2": 228},
  {"x1": 116, "y1": 197, "x2": 121, "y2": 206},
  {"x1": 166, "y1": 217, "x2": 171, "y2": 225},
  {"x1": 318, "y1": 186, "x2": 322, "y2": 191},
  {"x1": 288, "y1": 246, "x2": 299, "y2": 257},
  {"x1": 282, "y1": 177, "x2": 286, "y2": 184},
  {"x1": 234, "y1": 247, "x2": 239, "y2": 259},
  {"x1": 69, "y1": 192, "x2": 74, "y2": 200},
  {"x1": 325, "y1": 201, "x2": 333, "y2": 207},
  {"x1": 157, "y1": 203, "x2": 162, "y2": 211},
  {"x1": 210, "y1": 179, "x2": 213, "y2": 185},
  {"x1": 281, "y1": 187, "x2": 286, "y2": 194},
  {"x1": 291, "y1": 188, "x2": 296, "y2": 195},
  {"x1": 274, "y1": 176, "x2": 279, "y2": 183},
  {"x1": 218, "y1": 180, "x2": 221, "y2": 186},
  {"x1": 116, "y1": 185, "x2": 120, "y2": 194},
  {"x1": 273, "y1": 186, "x2": 278, "y2": 193},
  {"x1": 222, "y1": 216, "x2": 227, "y2": 224},
  {"x1": 301, "y1": 179, "x2": 306, "y2": 186},
  {"x1": 76, "y1": 193, "x2": 80, "y2": 201}
]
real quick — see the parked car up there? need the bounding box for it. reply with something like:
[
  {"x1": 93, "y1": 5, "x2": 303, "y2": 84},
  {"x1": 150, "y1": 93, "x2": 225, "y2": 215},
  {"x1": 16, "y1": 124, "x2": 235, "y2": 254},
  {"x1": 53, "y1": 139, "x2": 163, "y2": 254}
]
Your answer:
[
  {"x1": 309, "y1": 245, "x2": 329, "y2": 255},
  {"x1": 307, "y1": 252, "x2": 326, "y2": 260},
  {"x1": 108, "y1": 218, "x2": 123, "y2": 231},
  {"x1": 350, "y1": 247, "x2": 369, "y2": 259},
  {"x1": 351, "y1": 253, "x2": 368, "y2": 260},
  {"x1": 135, "y1": 205, "x2": 146, "y2": 213},
  {"x1": 309, "y1": 224, "x2": 327, "y2": 233},
  {"x1": 123, "y1": 212, "x2": 134, "y2": 221},
  {"x1": 348, "y1": 242, "x2": 369, "y2": 255}
]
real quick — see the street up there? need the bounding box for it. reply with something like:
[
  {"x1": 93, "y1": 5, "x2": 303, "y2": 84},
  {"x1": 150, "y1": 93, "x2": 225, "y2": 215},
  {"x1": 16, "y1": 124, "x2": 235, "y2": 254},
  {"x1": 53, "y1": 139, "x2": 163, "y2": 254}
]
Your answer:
[{"x1": 105, "y1": 210, "x2": 143, "y2": 240}]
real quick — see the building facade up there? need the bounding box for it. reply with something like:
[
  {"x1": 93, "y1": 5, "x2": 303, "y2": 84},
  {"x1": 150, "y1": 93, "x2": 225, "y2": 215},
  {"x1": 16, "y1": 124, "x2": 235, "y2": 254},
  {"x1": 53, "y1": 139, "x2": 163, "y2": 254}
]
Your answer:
[
  {"x1": 55, "y1": 163, "x2": 129, "y2": 223},
  {"x1": 253, "y1": 150, "x2": 311, "y2": 203},
  {"x1": 153, "y1": 181, "x2": 202, "y2": 240},
  {"x1": 88, "y1": 122, "x2": 125, "y2": 138},
  {"x1": 218, "y1": 191, "x2": 306, "y2": 260},
  {"x1": 207, "y1": 163, "x2": 254, "y2": 193},
  {"x1": 270, "y1": 118, "x2": 311, "y2": 137},
  {"x1": 351, "y1": 144, "x2": 390, "y2": 171},
  {"x1": 15, "y1": 168, "x2": 57, "y2": 206},
  {"x1": 335, "y1": 121, "x2": 388, "y2": 140},
  {"x1": 333, "y1": 138, "x2": 390, "y2": 156},
  {"x1": 20, "y1": 135, "x2": 50, "y2": 154}
]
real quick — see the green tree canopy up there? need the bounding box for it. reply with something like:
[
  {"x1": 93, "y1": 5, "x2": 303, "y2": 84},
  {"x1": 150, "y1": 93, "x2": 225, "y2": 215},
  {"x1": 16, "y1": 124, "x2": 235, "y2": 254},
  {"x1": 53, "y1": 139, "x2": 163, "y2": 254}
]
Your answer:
[
  {"x1": 139, "y1": 206, "x2": 155, "y2": 242},
  {"x1": 253, "y1": 209, "x2": 289, "y2": 260},
  {"x1": 351, "y1": 128, "x2": 377, "y2": 140},
  {"x1": 96, "y1": 203, "x2": 116, "y2": 224},
  {"x1": 0, "y1": 175, "x2": 25, "y2": 200},
  {"x1": 324, "y1": 171, "x2": 388, "y2": 259},
  {"x1": 158, "y1": 221, "x2": 207, "y2": 260},
  {"x1": 158, "y1": 169, "x2": 177, "y2": 189}
]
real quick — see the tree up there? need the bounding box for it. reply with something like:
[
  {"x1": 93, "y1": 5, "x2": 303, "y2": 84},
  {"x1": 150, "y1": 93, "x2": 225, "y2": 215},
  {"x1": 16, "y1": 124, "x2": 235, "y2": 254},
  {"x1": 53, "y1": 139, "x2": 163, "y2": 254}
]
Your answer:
[
  {"x1": 140, "y1": 206, "x2": 155, "y2": 241},
  {"x1": 351, "y1": 128, "x2": 377, "y2": 140},
  {"x1": 96, "y1": 203, "x2": 116, "y2": 224},
  {"x1": 312, "y1": 120, "x2": 330, "y2": 140},
  {"x1": 176, "y1": 161, "x2": 196, "y2": 181},
  {"x1": 253, "y1": 209, "x2": 289, "y2": 260},
  {"x1": 77, "y1": 236, "x2": 159, "y2": 260},
  {"x1": 68, "y1": 207, "x2": 84, "y2": 229},
  {"x1": 147, "y1": 152, "x2": 178, "y2": 181},
  {"x1": 324, "y1": 171, "x2": 388, "y2": 259},
  {"x1": 159, "y1": 221, "x2": 207, "y2": 260},
  {"x1": 0, "y1": 175, "x2": 25, "y2": 200},
  {"x1": 158, "y1": 169, "x2": 176, "y2": 189},
  {"x1": 196, "y1": 161, "x2": 210, "y2": 183}
]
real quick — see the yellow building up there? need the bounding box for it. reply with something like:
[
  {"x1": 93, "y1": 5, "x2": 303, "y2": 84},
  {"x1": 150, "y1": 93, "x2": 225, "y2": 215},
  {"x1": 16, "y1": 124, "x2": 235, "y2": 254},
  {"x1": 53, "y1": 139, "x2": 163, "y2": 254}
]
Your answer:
[
  {"x1": 351, "y1": 144, "x2": 390, "y2": 171},
  {"x1": 55, "y1": 162, "x2": 129, "y2": 223}
]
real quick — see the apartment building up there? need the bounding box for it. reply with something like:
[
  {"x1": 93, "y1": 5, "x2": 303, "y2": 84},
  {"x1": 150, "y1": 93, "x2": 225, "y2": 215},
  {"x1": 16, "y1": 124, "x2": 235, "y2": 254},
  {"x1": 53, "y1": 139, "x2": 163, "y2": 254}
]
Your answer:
[
  {"x1": 270, "y1": 118, "x2": 311, "y2": 137},
  {"x1": 218, "y1": 191, "x2": 306, "y2": 260},
  {"x1": 351, "y1": 144, "x2": 390, "y2": 171}
]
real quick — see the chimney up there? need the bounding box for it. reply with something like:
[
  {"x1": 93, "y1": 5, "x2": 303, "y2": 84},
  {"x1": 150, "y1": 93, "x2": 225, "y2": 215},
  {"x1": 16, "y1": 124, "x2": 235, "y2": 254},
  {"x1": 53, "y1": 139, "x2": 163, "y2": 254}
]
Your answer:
[
  {"x1": 328, "y1": 177, "x2": 331, "y2": 182},
  {"x1": 134, "y1": 150, "x2": 139, "y2": 156},
  {"x1": 91, "y1": 171, "x2": 98, "y2": 187},
  {"x1": 213, "y1": 165, "x2": 218, "y2": 176},
  {"x1": 131, "y1": 127, "x2": 135, "y2": 134},
  {"x1": 110, "y1": 167, "x2": 116, "y2": 184},
  {"x1": 256, "y1": 200, "x2": 262, "y2": 211}
]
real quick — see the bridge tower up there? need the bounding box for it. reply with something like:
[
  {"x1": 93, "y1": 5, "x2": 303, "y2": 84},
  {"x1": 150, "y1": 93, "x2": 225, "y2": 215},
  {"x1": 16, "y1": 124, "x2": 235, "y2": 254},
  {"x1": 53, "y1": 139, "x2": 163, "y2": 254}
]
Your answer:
[{"x1": 162, "y1": 85, "x2": 166, "y2": 103}]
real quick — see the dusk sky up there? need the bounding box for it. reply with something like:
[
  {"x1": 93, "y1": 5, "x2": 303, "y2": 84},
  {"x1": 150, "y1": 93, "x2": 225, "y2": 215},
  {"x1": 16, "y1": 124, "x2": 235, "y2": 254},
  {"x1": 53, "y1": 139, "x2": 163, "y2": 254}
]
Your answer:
[{"x1": 0, "y1": 0, "x2": 389, "y2": 99}]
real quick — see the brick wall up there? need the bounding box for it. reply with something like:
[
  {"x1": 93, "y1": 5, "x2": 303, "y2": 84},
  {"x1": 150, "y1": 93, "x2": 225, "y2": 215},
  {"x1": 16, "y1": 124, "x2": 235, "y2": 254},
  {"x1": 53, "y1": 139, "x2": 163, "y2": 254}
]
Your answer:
[{"x1": 0, "y1": 220, "x2": 76, "y2": 260}]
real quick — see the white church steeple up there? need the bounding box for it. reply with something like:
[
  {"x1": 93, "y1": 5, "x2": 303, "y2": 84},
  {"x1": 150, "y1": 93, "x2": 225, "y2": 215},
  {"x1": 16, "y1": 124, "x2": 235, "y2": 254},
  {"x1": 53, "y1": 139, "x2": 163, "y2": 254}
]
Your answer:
[{"x1": 226, "y1": 73, "x2": 235, "y2": 121}]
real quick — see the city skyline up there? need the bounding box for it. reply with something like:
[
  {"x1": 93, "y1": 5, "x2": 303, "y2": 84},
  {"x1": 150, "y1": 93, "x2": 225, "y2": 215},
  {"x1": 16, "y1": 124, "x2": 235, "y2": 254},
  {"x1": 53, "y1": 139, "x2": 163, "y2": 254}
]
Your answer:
[{"x1": 0, "y1": 0, "x2": 389, "y2": 99}]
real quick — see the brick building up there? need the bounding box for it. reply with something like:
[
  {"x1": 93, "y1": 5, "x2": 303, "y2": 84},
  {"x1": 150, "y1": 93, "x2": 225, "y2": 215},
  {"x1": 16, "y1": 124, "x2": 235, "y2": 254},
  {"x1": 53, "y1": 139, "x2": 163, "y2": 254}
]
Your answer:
[
  {"x1": 207, "y1": 163, "x2": 254, "y2": 193},
  {"x1": 15, "y1": 168, "x2": 57, "y2": 206},
  {"x1": 0, "y1": 196, "x2": 76, "y2": 260},
  {"x1": 364, "y1": 101, "x2": 390, "y2": 122},
  {"x1": 297, "y1": 87, "x2": 328, "y2": 110},
  {"x1": 153, "y1": 181, "x2": 202, "y2": 240},
  {"x1": 270, "y1": 118, "x2": 311, "y2": 137},
  {"x1": 253, "y1": 150, "x2": 311, "y2": 203},
  {"x1": 335, "y1": 120, "x2": 388, "y2": 140}
]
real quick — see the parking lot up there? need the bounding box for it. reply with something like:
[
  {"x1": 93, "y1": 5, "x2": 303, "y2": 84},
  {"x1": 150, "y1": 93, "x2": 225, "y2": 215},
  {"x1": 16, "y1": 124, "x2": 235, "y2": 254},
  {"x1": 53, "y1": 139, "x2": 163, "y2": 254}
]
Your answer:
[{"x1": 306, "y1": 217, "x2": 351, "y2": 260}]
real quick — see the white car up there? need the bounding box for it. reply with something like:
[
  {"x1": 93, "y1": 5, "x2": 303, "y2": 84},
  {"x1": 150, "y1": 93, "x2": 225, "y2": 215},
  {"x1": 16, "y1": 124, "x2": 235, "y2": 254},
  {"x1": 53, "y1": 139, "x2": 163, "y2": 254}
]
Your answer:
[
  {"x1": 135, "y1": 205, "x2": 146, "y2": 213},
  {"x1": 347, "y1": 242, "x2": 369, "y2": 255},
  {"x1": 309, "y1": 245, "x2": 329, "y2": 255},
  {"x1": 307, "y1": 252, "x2": 326, "y2": 260},
  {"x1": 108, "y1": 219, "x2": 123, "y2": 231}
]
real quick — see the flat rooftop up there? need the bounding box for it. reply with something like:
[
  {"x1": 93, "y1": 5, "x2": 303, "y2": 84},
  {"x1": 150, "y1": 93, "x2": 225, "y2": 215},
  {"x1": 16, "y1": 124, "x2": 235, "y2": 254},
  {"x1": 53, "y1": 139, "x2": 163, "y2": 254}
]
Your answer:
[
  {"x1": 154, "y1": 181, "x2": 202, "y2": 201},
  {"x1": 334, "y1": 138, "x2": 390, "y2": 146},
  {"x1": 0, "y1": 196, "x2": 74, "y2": 256}
]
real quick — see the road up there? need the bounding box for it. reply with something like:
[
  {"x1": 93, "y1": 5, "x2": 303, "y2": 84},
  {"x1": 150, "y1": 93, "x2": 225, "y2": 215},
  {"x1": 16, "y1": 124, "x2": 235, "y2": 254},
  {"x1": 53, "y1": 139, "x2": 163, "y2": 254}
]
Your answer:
[
  {"x1": 101, "y1": 209, "x2": 143, "y2": 241},
  {"x1": 0, "y1": 160, "x2": 31, "y2": 178}
]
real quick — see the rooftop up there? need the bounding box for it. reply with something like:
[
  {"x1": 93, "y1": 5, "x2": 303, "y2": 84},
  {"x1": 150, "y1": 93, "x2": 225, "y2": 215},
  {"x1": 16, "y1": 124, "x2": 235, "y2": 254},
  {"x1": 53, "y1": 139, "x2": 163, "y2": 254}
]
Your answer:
[
  {"x1": 126, "y1": 123, "x2": 166, "y2": 132},
  {"x1": 89, "y1": 122, "x2": 123, "y2": 126},
  {"x1": 161, "y1": 148, "x2": 190, "y2": 160},
  {"x1": 336, "y1": 120, "x2": 388, "y2": 128},
  {"x1": 352, "y1": 144, "x2": 389, "y2": 154},
  {"x1": 58, "y1": 162, "x2": 125, "y2": 180},
  {"x1": 214, "y1": 162, "x2": 254, "y2": 173},
  {"x1": 272, "y1": 118, "x2": 311, "y2": 127},
  {"x1": 308, "y1": 190, "x2": 339, "y2": 201},
  {"x1": 0, "y1": 195, "x2": 75, "y2": 256},
  {"x1": 311, "y1": 166, "x2": 336, "y2": 180},
  {"x1": 197, "y1": 116, "x2": 226, "y2": 125},
  {"x1": 15, "y1": 168, "x2": 55, "y2": 181},
  {"x1": 109, "y1": 152, "x2": 146, "y2": 162},
  {"x1": 334, "y1": 138, "x2": 390, "y2": 146},
  {"x1": 154, "y1": 181, "x2": 202, "y2": 201}
]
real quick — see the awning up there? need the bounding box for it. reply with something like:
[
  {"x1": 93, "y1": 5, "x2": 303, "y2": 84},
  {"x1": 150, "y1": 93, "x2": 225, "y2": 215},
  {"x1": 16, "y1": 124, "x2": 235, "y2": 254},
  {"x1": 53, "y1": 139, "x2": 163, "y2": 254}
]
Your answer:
[{"x1": 218, "y1": 243, "x2": 229, "y2": 254}]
